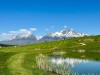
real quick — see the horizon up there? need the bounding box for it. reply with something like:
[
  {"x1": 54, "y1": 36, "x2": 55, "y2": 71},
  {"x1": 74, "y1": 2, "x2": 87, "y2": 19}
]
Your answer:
[{"x1": 0, "y1": 0, "x2": 100, "y2": 41}]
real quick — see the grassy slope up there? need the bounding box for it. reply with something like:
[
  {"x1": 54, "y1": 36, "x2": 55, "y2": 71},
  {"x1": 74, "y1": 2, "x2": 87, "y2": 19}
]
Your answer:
[{"x1": 0, "y1": 35, "x2": 100, "y2": 75}]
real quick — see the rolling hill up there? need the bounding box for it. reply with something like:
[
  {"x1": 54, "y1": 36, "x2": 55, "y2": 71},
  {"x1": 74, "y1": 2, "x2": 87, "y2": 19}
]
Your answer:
[{"x1": 0, "y1": 35, "x2": 100, "y2": 75}]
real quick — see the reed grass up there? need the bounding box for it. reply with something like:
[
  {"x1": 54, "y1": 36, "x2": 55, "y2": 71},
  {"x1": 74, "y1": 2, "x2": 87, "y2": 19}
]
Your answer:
[{"x1": 36, "y1": 54, "x2": 75, "y2": 75}]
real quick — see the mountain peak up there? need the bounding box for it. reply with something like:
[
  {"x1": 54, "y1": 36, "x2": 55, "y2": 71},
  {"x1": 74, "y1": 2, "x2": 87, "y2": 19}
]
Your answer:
[
  {"x1": 60, "y1": 28, "x2": 68, "y2": 34},
  {"x1": 41, "y1": 28, "x2": 88, "y2": 41},
  {"x1": 0, "y1": 28, "x2": 88, "y2": 45},
  {"x1": 15, "y1": 33, "x2": 33, "y2": 39}
]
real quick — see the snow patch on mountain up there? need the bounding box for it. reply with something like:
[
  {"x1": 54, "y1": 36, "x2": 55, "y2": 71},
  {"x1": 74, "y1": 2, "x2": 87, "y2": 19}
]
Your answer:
[
  {"x1": 39, "y1": 28, "x2": 88, "y2": 42},
  {"x1": 46, "y1": 28, "x2": 87, "y2": 38},
  {"x1": 36, "y1": 36, "x2": 42, "y2": 40}
]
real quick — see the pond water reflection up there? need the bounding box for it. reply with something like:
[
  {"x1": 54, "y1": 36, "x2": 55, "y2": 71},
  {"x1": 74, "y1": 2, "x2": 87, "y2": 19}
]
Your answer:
[{"x1": 50, "y1": 57, "x2": 100, "y2": 75}]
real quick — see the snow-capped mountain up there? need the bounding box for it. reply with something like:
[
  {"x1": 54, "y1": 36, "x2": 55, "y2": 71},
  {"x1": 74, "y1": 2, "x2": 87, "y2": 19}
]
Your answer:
[
  {"x1": 14, "y1": 33, "x2": 36, "y2": 40},
  {"x1": 0, "y1": 33, "x2": 38, "y2": 45},
  {"x1": 39, "y1": 28, "x2": 88, "y2": 42},
  {"x1": 15, "y1": 33, "x2": 33, "y2": 39},
  {"x1": 60, "y1": 29, "x2": 87, "y2": 37},
  {"x1": 0, "y1": 28, "x2": 88, "y2": 45},
  {"x1": 36, "y1": 36, "x2": 42, "y2": 40}
]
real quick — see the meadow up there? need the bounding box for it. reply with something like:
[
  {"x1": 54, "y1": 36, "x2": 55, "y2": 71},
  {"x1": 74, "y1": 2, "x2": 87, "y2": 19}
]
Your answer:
[{"x1": 0, "y1": 35, "x2": 100, "y2": 75}]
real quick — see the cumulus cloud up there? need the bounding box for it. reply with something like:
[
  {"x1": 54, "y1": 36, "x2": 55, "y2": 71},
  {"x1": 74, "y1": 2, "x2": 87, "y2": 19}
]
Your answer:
[
  {"x1": 19, "y1": 29, "x2": 32, "y2": 34},
  {"x1": 0, "y1": 28, "x2": 37, "y2": 41},
  {"x1": 0, "y1": 33, "x2": 15, "y2": 41}
]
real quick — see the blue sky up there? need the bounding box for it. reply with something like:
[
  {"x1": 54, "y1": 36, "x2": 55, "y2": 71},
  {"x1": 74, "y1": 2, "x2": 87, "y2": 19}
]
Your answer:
[{"x1": 0, "y1": 0, "x2": 100, "y2": 40}]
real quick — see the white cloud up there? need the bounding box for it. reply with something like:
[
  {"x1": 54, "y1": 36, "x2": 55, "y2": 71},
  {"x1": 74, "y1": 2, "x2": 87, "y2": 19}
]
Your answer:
[
  {"x1": 9, "y1": 31, "x2": 19, "y2": 34},
  {"x1": 45, "y1": 26, "x2": 54, "y2": 31},
  {"x1": 19, "y1": 29, "x2": 32, "y2": 34},
  {"x1": 30, "y1": 28, "x2": 37, "y2": 31},
  {"x1": 0, "y1": 28, "x2": 37, "y2": 41},
  {"x1": 0, "y1": 33, "x2": 15, "y2": 41}
]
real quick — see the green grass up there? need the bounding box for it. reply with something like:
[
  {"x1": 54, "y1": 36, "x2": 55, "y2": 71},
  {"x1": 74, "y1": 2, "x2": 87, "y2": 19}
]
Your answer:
[{"x1": 0, "y1": 35, "x2": 100, "y2": 75}]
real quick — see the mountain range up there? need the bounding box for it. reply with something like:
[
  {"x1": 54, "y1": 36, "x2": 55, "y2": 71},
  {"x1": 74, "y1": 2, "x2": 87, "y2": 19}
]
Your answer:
[{"x1": 0, "y1": 28, "x2": 88, "y2": 45}]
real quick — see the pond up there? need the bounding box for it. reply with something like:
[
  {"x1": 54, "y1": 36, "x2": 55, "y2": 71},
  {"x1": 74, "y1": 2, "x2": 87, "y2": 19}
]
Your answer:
[{"x1": 51, "y1": 57, "x2": 100, "y2": 75}]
